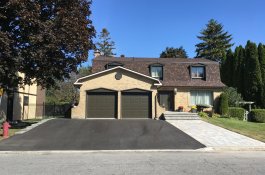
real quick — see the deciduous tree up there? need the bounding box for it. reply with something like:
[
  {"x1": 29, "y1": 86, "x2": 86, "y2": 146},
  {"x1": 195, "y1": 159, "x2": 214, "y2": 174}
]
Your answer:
[{"x1": 160, "y1": 46, "x2": 188, "y2": 58}]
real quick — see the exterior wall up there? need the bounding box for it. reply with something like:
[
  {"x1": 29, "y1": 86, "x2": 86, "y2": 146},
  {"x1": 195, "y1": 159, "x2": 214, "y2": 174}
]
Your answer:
[
  {"x1": 175, "y1": 89, "x2": 190, "y2": 112},
  {"x1": 72, "y1": 69, "x2": 158, "y2": 119},
  {"x1": 174, "y1": 88, "x2": 223, "y2": 112},
  {"x1": 13, "y1": 84, "x2": 38, "y2": 120},
  {"x1": 35, "y1": 86, "x2": 46, "y2": 117},
  {"x1": 0, "y1": 73, "x2": 41, "y2": 120}
]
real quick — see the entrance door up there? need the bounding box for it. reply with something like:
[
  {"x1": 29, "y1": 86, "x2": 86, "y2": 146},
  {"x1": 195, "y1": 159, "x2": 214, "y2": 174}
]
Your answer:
[{"x1": 158, "y1": 91, "x2": 174, "y2": 111}]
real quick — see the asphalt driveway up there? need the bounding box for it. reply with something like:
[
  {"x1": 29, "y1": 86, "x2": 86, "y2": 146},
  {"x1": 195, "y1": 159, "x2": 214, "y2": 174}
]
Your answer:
[{"x1": 0, "y1": 119, "x2": 205, "y2": 150}]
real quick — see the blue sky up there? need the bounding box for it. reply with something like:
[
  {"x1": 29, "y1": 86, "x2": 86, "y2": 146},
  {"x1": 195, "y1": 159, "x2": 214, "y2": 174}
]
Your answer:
[{"x1": 85, "y1": 0, "x2": 265, "y2": 65}]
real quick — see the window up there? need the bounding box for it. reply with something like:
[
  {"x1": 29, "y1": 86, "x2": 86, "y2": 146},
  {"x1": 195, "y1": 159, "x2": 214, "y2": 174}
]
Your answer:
[
  {"x1": 105, "y1": 62, "x2": 123, "y2": 69},
  {"x1": 150, "y1": 66, "x2": 163, "y2": 80},
  {"x1": 23, "y1": 96, "x2": 29, "y2": 106},
  {"x1": 191, "y1": 66, "x2": 205, "y2": 78},
  {"x1": 190, "y1": 91, "x2": 213, "y2": 105}
]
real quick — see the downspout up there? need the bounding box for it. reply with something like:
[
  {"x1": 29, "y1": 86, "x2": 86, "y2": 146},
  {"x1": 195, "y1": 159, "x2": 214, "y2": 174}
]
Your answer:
[{"x1": 155, "y1": 94, "x2": 157, "y2": 119}]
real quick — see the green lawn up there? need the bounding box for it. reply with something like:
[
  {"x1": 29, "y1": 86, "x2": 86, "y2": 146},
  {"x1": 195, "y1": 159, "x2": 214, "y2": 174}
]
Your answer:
[
  {"x1": 202, "y1": 117, "x2": 265, "y2": 143},
  {"x1": 0, "y1": 119, "x2": 42, "y2": 141}
]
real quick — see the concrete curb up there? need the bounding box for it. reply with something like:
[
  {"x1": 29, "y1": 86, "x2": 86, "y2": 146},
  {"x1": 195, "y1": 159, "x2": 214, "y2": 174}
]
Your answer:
[
  {"x1": 15, "y1": 118, "x2": 54, "y2": 135},
  {"x1": 0, "y1": 147, "x2": 265, "y2": 154}
]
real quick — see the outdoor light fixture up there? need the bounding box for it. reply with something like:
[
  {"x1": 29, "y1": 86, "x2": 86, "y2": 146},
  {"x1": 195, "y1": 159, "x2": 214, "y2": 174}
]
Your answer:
[{"x1": 174, "y1": 88, "x2": 178, "y2": 94}]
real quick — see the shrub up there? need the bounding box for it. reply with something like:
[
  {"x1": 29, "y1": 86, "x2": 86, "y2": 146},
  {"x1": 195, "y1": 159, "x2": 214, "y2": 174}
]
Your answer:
[
  {"x1": 219, "y1": 93, "x2": 228, "y2": 115},
  {"x1": 198, "y1": 112, "x2": 209, "y2": 118},
  {"x1": 212, "y1": 113, "x2": 221, "y2": 118},
  {"x1": 250, "y1": 109, "x2": 265, "y2": 123},
  {"x1": 223, "y1": 87, "x2": 244, "y2": 107},
  {"x1": 228, "y1": 107, "x2": 245, "y2": 120}
]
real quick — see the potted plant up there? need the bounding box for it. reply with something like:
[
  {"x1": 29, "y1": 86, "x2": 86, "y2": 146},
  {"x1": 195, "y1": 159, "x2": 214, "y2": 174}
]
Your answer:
[
  {"x1": 191, "y1": 106, "x2": 197, "y2": 113},
  {"x1": 178, "y1": 106, "x2": 184, "y2": 112}
]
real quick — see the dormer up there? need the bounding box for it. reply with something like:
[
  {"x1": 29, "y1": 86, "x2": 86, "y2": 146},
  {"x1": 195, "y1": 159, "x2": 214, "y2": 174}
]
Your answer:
[
  {"x1": 105, "y1": 62, "x2": 124, "y2": 70},
  {"x1": 190, "y1": 63, "x2": 206, "y2": 80},
  {"x1": 149, "y1": 63, "x2": 164, "y2": 80}
]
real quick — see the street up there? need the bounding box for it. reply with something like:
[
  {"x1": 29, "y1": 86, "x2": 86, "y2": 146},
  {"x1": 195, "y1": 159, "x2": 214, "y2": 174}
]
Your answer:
[{"x1": 0, "y1": 151, "x2": 264, "y2": 175}]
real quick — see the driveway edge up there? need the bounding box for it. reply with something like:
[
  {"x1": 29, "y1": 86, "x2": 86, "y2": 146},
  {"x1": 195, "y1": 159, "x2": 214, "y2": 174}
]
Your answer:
[{"x1": 15, "y1": 118, "x2": 54, "y2": 135}]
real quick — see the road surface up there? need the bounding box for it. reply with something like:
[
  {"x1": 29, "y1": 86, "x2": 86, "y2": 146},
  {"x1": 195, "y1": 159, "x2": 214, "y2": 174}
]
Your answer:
[{"x1": 0, "y1": 151, "x2": 264, "y2": 175}]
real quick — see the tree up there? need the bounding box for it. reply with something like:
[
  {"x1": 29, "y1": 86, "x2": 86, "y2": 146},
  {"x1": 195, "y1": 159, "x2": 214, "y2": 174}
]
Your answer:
[
  {"x1": 219, "y1": 93, "x2": 228, "y2": 115},
  {"x1": 223, "y1": 87, "x2": 243, "y2": 107},
  {"x1": 234, "y1": 46, "x2": 245, "y2": 95},
  {"x1": 221, "y1": 49, "x2": 234, "y2": 86},
  {"x1": 244, "y1": 41, "x2": 262, "y2": 106},
  {"x1": 0, "y1": 0, "x2": 95, "y2": 119},
  {"x1": 195, "y1": 19, "x2": 233, "y2": 63},
  {"x1": 96, "y1": 28, "x2": 115, "y2": 56},
  {"x1": 46, "y1": 67, "x2": 92, "y2": 104},
  {"x1": 160, "y1": 46, "x2": 188, "y2": 58},
  {"x1": 258, "y1": 43, "x2": 265, "y2": 107}
]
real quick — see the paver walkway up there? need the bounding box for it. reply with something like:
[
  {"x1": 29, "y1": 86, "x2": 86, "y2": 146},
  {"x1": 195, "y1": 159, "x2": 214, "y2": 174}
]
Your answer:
[{"x1": 168, "y1": 120, "x2": 265, "y2": 149}]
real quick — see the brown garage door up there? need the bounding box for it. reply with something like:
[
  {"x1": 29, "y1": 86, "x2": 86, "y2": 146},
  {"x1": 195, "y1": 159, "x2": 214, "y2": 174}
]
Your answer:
[
  {"x1": 86, "y1": 90, "x2": 117, "y2": 118},
  {"x1": 121, "y1": 90, "x2": 151, "y2": 118}
]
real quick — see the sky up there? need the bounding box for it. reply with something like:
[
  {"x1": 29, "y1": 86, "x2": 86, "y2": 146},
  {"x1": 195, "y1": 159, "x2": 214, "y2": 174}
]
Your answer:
[{"x1": 85, "y1": 0, "x2": 265, "y2": 65}]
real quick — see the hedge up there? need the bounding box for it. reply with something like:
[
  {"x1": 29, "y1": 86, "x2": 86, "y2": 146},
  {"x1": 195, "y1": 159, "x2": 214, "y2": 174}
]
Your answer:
[
  {"x1": 250, "y1": 109, "x2": 265, "y2": 123},
  {"x1": 228, "y1": 107, "x2": 245, "y2": 120}
]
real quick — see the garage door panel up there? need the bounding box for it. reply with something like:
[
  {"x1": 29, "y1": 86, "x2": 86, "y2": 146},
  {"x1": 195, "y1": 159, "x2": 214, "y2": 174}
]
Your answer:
[
  {"x1": 87, "y1": 92, "x2": 117, "y2": 118},
  {"x1": 122, "y1": 92, "x2": 151, "y2": 118}
]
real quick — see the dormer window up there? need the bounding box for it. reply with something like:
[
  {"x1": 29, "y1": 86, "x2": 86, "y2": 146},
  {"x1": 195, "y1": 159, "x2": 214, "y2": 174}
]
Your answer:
[
  {"x1": 105, "y1": 62, "x2": 123, "y2": 69},
  {"x1": 149, "y1": 64, "x2": 163, "y2": 80},
  {"x1": 191, "y1": 66, "x2": 205, "y2": 79}
]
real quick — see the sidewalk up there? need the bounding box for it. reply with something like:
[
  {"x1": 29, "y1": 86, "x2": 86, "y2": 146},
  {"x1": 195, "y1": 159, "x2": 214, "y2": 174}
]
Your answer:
[{"x1": 167, "y1": 120, "x2": 265, "y2": 151}]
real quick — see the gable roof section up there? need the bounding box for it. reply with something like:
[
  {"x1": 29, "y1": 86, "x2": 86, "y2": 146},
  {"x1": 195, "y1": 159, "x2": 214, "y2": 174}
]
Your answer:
[
  {"x1": 92, "y1": 56, "x2": 226, "y2": 88},
  {"x1": 74, "y1": 66, "x2": 162, "y2": 86}
]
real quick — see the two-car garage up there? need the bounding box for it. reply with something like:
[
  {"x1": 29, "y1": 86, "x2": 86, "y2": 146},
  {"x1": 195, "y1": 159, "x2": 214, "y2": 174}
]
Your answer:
[{"x1": 86, "y1": 89, "x2": 151, "y2": 119}]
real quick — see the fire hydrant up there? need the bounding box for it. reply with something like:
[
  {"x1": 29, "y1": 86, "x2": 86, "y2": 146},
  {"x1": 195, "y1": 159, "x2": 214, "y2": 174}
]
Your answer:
[{"x1": 2, "y1": 121, "x2": 11, "y2": 139}]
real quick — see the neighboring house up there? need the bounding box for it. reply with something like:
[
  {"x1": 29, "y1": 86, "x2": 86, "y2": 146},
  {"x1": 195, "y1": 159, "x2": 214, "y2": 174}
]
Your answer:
[
  {"x1": 72, "y1": 54, "x2": 225, "y2": 119},
  {"x1": 0, "y1": 74, "x2": 45, "y2": 121}
]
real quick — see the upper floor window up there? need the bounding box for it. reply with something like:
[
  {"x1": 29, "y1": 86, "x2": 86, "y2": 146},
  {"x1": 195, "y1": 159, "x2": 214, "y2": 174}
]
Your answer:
[
  {"x1": 149, "y1": 64, "x2": 163, "y2": 80},
  {"x1": 191, "y1": 66, "x2": 205, "y2": 78},
  {"x1": 105, "y1": 62, "x2": 123, "y2": 69}
]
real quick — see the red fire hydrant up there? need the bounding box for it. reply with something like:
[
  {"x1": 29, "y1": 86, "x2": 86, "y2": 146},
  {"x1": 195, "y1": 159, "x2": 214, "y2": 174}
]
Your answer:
[{"x1": 2, "y1": 121, "x2": 11, "y2": 139}]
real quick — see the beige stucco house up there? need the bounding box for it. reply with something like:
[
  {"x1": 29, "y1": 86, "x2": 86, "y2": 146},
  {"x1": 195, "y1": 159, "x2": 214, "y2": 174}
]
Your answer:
[
  {"x1": 0, "y1": 74, "x2": 45, "y2": 121},
  {"x1": 72, "y1": 55, "x2": 225, "y2": 119}
]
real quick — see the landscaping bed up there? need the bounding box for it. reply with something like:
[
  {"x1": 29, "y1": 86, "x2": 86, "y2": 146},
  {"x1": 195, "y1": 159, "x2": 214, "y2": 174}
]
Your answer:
[{"x1": 202, "y1": 117, "x2": 265, "y2": 143}]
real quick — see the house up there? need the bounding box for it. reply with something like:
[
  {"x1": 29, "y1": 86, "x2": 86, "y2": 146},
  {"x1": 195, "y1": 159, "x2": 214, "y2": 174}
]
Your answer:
[
  {"x1": 72, "y1": 53, "x2": 225, "y2": 119},
  {"x1": 0, "y1": 74, "x2": 45, "y2": 121}
]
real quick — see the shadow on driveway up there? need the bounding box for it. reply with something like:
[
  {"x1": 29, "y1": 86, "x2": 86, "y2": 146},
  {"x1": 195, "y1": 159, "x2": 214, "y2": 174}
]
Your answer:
[{"x1": 0, "y1": 119, "x2": 205, "y2": 150}]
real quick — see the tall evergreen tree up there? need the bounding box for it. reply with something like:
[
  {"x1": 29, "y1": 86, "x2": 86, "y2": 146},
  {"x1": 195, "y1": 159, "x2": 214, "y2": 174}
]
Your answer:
[
  {"x1": 244, "y1": 41, "x2": 262, "y2": 106},
  {"x1": 195, "y1": 19, "x2": 233, "y2": 63},
  {"x1": 221, "y1": 49, "x2": 234, "y2": 86},
  {"x1": 96, "y1": 28, "x2": 116, "y2": 56},
  {"x1": 160, "y1": 46, "x2": 188, "y2": 58},
  {"x1": 234, "y1": 46, "x2": 245, "y2": 95},
  {"x1": 258, "y1": 43, "x2": 265, "y2": 107}
]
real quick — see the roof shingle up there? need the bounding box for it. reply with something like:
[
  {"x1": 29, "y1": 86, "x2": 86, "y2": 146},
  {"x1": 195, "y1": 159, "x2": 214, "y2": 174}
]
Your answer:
[{"x1": 92, "y1": 56, "x2": 225, "y2": 88}]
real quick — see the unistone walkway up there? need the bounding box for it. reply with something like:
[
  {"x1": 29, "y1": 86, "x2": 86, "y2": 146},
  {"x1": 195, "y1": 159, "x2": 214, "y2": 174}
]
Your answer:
[{"x1": 167, "y1": 120, "x2": 265, "y2": 150}]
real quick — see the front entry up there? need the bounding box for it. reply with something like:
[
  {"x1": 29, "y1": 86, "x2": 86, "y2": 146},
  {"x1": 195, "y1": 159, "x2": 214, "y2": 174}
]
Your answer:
[{"x1": 158, "y1": 91, "x2": 174, "y2": 111}]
